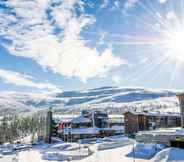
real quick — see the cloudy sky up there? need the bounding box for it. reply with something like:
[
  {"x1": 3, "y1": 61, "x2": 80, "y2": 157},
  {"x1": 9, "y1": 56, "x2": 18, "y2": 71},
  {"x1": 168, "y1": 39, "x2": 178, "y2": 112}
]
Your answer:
[{"x1": 0, "y1": 0, "x2": 184, "y2": 92}]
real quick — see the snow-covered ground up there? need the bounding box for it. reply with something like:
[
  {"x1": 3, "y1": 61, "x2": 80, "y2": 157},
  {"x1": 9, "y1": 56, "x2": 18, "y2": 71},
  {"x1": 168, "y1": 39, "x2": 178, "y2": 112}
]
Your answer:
[
  {"x1": 0, "y1": 155, "x2": 13, "y2": 162},
  {"x1": 0, "y1": 135, "x2": 177, "y2": 162},
  {"x1": 1, "y1": 144, "x2": 145, "y2": 162},
  {"x1": 151, "y1": 148, "x2": 184, "y2": 162},
  {"x1": 73, "y1": 144, "x2": 147, "y2": 162}
]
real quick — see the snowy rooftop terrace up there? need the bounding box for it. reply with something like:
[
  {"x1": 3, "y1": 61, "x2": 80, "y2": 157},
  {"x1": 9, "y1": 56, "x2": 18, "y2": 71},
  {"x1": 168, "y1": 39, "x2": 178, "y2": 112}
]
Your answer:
[
  {"x1": 137, "y1": 127, "x2": 182, "y2": 136},
  {"x1": 128, "y1": 110, "x2": 181, "y2": 117},
  {"x1": 136, "y1": 127, "x2": 184, "y2": 146}
]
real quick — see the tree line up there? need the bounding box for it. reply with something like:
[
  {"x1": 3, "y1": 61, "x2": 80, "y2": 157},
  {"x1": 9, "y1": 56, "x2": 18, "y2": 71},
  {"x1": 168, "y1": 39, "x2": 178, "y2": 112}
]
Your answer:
[{"x1": 0, "y1": 112, "x2": 46, "y2": 144}]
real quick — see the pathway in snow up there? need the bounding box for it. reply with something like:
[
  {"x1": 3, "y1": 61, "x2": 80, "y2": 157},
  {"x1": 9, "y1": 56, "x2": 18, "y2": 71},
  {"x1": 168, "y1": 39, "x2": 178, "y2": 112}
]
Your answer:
[
  {"x1": 0, "y1": 155, "x2": 13, "y2": 162},
  {"x1": 18, "y1": 150, "x2": 53, "y2": 162},
  {"x1": 73, "y1": 144, "x2": 148, "y2": 162}
]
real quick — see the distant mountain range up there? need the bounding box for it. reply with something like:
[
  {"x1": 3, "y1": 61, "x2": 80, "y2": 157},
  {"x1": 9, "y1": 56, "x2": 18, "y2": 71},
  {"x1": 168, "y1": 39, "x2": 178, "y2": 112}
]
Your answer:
[{"x1": 0, "y1": 87, "x2": 181, "y2": 115}]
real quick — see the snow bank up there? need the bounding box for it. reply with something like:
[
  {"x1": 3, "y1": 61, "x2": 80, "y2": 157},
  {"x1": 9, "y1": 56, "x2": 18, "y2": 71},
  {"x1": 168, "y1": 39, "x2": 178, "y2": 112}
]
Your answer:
[
  {"x1": 127, "y1": 143, "x2": 165, "y2": 159},
  {"x1": 71, "y1": 115, "x2": 91, "y2": 124},
  {"x1": 98, "y1": 136, "x2": 133, "y2": 150},
  {"x1": 64, "y1": 127, "x2": 100, "y2": 135},
  {"x1": 103, "y1": 135, "x2": 128, "y2": 142},
  {"x1": 43, "y1": 146, "x2": 91, "y2": 161},
  {"x1": 151, "y1": 148, "x2": 184, "y2": 162},
  {"x1": 18, "y1": 150, "x2": 45, "y2": 162},
  {"x1": 50, "y1": 142, "x2": 71, "y2": 150}
]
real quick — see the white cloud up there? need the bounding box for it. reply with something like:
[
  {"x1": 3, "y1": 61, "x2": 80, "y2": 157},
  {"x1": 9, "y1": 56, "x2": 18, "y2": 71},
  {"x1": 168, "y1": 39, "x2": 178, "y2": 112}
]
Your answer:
[
  {"x1": 121, "y1": 0, "x2": 139, "y2": 15},
  {"x1": 165, "y1": 11, "x2": 179, "y2": 27},
  {"x1": 0, "y1": 0, "x2": 124, "y2": 82},
  {"x1": 97, "y1": 31, "x2": 107, "y2": 45},
  {"x1": 124, "y1": 0, "x2": 138, "y2": 9},
  {"x1": 159, "y1": 0, "x2": 169, "y2": 4},
  {"x1": 0, "y1": 69, "x2": 58, "y2": 90},
  {"x1": 114, "y1": 1, "x2": 120, "y2": 8},
  {"x1": 100, "y1": 0, "x2": 109, "y2": 9},
  {"x1": 166, "y1": 11, "x2": 177, "y2": 20},
  {"x1": 112, "y1": 75, "x2": 121, "y2": 83},
  {"x1": 110, "y1": 0, "x2": 121, "y2": 11}
]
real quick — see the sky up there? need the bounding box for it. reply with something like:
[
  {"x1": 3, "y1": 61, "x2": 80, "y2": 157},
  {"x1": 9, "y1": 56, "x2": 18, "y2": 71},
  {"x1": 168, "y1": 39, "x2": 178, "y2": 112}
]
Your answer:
[{"x1": 0, "y1": 0, "x2": 184, "y2": 92}]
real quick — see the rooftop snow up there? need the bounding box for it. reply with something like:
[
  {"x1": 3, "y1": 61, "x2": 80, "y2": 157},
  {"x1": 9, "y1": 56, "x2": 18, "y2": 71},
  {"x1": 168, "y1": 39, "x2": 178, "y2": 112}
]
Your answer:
[
  {"x1": 71, "y1": 115, "x2": 91, "y2": 124},
  {"x1": 63, "y1": 127, "x2": 100, "y2": 135}
]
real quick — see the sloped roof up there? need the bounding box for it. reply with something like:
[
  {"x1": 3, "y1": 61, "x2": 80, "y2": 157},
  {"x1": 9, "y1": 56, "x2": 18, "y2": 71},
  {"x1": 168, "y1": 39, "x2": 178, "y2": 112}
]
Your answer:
[
  {"x1": 176, "y1": 92, "x2": 184, "y2": 97},
  {"x1": 125, "y1": 110, "x2": 180, "y2": 117},
  {"x1": 63, "y1": 127, "x2": 100, "y2": 135},
  {"x1": 71, "y1": 115, "x2": 91, "y2": 124}
]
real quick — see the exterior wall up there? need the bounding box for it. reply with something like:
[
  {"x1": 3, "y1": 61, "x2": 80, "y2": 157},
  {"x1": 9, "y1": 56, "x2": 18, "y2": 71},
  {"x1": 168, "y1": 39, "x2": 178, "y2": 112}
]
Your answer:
[
  {"x1": 155, "y1": 116, "x2": 167, "y2": 128},
  {"x1": 138, "y1": 115, "x2": 148, "y2": 131},
  {"x1": 147, "y1": 116, "x2": 156, "y2": 130},
  {"x1": 176, "y1": 117, "x2": 181, "y2": 127},
  {"x1": 81, "y1": 110, "x2": 109, "y2": 128},
  {"x1": 124, "y1": 112, "x2": 138, "y2": 134},
  {"x1": 167, "y1": 116, "x2": 181, "y2": 127},
  {"x1": 155, "y1": 116, "x2": 161, "y2": 128},
  {"x1": 71, "y1": 123, "x2": 91, "y2": 128},
  {"x1": 160, "y1": 116, "x2": 168, "y2": 128},
  {"x1": 144, "y1": 115, "x2": 180, "y2": 129},
  {"x1": 124, "y1": 112, "x2": 181, "y2": 134},
  {"x1": 177, "y1": 93, "x2": 184, "y2": 128},
  {"x1": 136, "y1": 133, "x2": 184, "y2": 146}
]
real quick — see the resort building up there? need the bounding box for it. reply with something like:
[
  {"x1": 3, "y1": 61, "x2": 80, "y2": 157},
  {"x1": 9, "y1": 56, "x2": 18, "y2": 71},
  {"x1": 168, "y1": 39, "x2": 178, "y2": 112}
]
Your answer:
[
  {"x1": 136, "y1": 92, "x2": 184, "y2": 148},
  {"x1": 57, "y1": 110, "x2": 124, "y2": 141},
  {"x1": 124, "y1": 111, "x2": 181, "y2": 134},
  {"x1": 177, "y1": 92, "x2": 184, "y2": 128}
]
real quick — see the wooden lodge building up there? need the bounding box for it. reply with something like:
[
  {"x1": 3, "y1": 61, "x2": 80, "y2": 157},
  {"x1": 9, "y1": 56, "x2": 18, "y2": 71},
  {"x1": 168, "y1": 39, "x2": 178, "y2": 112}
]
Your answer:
[
  {"x1": 124, "y1": 111, "x2": 181, "y2": 134},
  {"x1": 135, "y1": 93, "x2": 184, "y2": 148},
  {"x1": 57, "y1": 110, "x2": 124, "y2": 141}
]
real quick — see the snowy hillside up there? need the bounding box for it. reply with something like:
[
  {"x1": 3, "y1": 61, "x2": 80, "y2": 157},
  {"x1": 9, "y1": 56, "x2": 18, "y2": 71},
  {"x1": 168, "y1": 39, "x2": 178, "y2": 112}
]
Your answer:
[{"x1": 0, "y1": 87, "x2": 181, "y2": 115}]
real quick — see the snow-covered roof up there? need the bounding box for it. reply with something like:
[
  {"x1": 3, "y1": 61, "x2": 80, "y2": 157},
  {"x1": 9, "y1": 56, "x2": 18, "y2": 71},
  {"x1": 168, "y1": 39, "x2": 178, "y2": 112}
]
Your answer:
[
  {"x1": 63, "y1": 127, "x2": 100, "y2": 135},
  {"x1": 125, "y1": 110, "x2": 180, "y2": 117},
  {"x1": 175, "y1": 128, "x2": 184, "y2": 135},
  {"x1": 176, "y1": 92, "x2": 184, "y2": 96},
  {"x1": 57, "y1": 118, "x2": 73, "y2": 123},
  {"x1": 71, "y1": 115, "x2": 91, "y2": 124},
  {"x1": 109, "y1": 115, "x2": 124, "y2": 118},
  {"x1": 146, "y1": 112, "x2": 180, "y2": 117},
  {"x1": 137, "y1": 127, "x2": 181, "y2": 136},
  {"x1": 111, "y1": 126, "x2": 124, "y2": 131}
]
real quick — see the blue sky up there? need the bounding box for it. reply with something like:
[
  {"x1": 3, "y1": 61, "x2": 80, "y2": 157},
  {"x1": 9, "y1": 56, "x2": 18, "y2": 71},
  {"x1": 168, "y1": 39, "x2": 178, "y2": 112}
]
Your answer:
[{"x1": 0, "y1": 0, "x2": 184, "y2": 92}]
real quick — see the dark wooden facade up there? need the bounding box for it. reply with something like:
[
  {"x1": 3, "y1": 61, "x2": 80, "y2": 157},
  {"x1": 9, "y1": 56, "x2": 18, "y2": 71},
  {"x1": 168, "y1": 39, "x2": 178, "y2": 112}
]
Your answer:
[
  {"x1": 124, "y1": 111, "x2": 181, "y2": 134},
  {"x1": 177, "y1": 93, "x2": 184, "y2": 128}
]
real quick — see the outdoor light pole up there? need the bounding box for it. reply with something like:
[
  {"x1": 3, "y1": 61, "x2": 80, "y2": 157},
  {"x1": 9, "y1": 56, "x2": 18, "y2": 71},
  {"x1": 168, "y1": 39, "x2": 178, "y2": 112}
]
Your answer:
[
  {"x1": 45, "y1": 107, "x2": 53, "y2": 143},
  {"x1": 92, "y1": 111, "x2": 95, "y2": 128},
  {"x1": 133, "y1": 143, "x2": 135, "y2": 162}
]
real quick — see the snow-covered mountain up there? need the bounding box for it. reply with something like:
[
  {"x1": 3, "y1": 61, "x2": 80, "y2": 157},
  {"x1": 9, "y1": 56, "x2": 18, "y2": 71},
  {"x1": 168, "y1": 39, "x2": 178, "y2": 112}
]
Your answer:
[{"x1": 0, "y1": 87, "x2": 181, "y2": 115}]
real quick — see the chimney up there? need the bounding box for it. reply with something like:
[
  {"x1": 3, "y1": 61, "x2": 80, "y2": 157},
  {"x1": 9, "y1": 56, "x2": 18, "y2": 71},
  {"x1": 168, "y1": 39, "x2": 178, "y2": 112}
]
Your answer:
[{"x1": 177, "y1": 93, "x2": 184, "y2": 128}]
